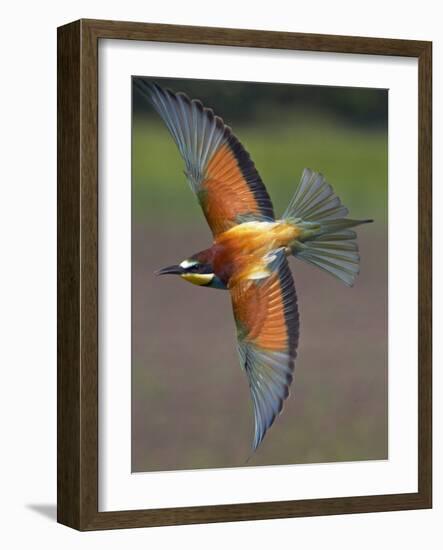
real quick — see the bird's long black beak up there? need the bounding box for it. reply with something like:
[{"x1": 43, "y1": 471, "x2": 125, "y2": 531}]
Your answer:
[{"x1": 155, "y1": 264, "x2": 184, "y2": 276}]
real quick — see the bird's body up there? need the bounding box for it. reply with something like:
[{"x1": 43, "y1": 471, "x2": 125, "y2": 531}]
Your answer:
[
  {"x1": 136, "y1": 79, "x2": 373, "y2": 452},
  {"x1": 196, "y1": 220, "x2": 300, "y2": 288}
]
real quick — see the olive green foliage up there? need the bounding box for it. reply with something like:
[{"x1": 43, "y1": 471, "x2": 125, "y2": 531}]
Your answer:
[
  {"x1": 132, "y1": 78, "x2": 387, "y2": 226},
  {"x1": 133, "y1": 116, "x2": 387, "y2": 225}
]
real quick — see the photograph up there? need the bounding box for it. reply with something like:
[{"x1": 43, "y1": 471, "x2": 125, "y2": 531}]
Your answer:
[{"x1": 131, "y1": 76, "x2": 388, "y2": 473}]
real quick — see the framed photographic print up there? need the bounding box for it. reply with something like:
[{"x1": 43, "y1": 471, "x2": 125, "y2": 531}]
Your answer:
[{"x1": 57, "y1": 19, "x2": 432, "y2": 530}]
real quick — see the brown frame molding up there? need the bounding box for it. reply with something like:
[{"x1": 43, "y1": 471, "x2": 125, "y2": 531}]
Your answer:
[{"x1": 57, "y1": 18, "x2": 432, "y2": 530}]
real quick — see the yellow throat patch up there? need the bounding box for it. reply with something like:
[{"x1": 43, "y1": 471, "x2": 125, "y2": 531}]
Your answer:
[{"x1": 181, "y1": 273, "x2": 214, "y2": 286}]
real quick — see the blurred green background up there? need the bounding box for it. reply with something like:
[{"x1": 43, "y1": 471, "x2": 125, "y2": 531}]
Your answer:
[{"x1": 132, "y1": 77, "x2": 388, "y2": 472}]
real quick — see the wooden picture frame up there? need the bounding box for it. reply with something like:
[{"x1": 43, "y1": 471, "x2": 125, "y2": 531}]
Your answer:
[{"x1": 57, "y1": 18, "x2": 432, "y2": 530}]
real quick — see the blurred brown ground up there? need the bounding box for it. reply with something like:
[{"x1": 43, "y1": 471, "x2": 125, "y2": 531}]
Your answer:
[{"x1": 132, "y1": 223, "x2": 387, "y2": 472}]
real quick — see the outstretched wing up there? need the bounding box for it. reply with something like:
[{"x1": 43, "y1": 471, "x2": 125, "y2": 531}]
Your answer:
[
  {"x1": 135, "y1": 79, "x2": 275, "y2": 236},
  {"x1": 230, "y1": 253, "x2": 299, "y2": 450}
]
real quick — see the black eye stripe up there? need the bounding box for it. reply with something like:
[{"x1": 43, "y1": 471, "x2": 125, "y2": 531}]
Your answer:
[{"x1": 187, "y1": 264, "x2": 212, "y2": 274}]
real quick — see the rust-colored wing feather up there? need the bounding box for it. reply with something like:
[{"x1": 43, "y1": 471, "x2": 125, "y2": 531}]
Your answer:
[
  {"x1": 230, "y1": 253, "x2": 299, "y2": 450},
  {"x1": 135, "y1": 79, "x2": 274, "y2": 236}
]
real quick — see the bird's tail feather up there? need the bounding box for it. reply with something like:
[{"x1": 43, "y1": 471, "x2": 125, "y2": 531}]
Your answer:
[{"x1": 283, "y1": 169, "x2": 373, "y2": 287}]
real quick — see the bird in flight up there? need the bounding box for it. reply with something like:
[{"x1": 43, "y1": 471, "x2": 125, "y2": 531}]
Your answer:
[{"x1": 135, "y1": 80, "x2": 373, "y2": 452}]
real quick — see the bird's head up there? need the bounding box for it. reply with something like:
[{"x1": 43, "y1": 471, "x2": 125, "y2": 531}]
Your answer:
[{"x1": 156, "y1": 257, "x2": 225, "y2": 288}]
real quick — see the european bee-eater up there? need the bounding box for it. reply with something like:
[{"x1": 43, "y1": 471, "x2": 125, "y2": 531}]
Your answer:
[{"x1": 136, "y1": 80, "x2": 373, "y2": 452}]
